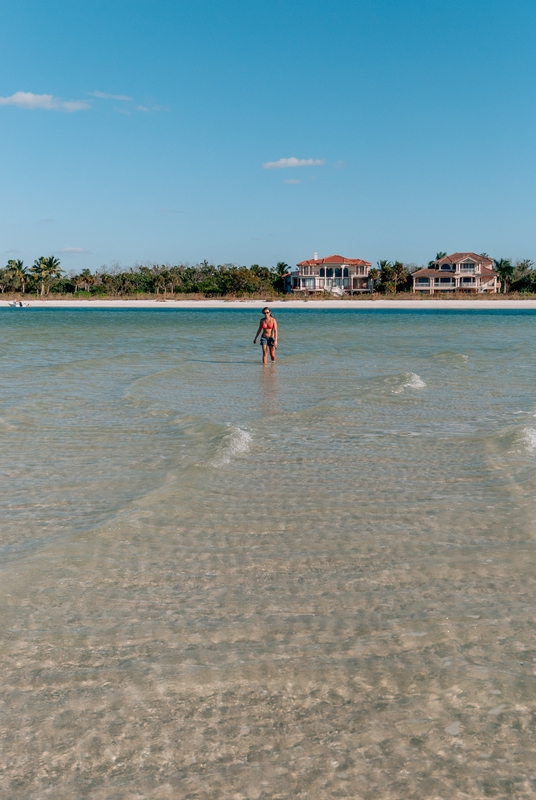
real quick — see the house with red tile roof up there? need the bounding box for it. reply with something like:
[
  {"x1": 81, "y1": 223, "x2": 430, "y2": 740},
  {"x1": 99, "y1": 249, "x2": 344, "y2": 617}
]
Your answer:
[
  {"x1": 412, "y1": 253, "x2": 499, "y2": 294},
  {"x1": 292, "y1": 254, "x2": 373, "y2": 294}
]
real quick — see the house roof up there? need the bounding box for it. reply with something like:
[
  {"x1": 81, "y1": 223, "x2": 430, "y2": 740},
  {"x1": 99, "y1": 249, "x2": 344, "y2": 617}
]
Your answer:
[
  {"x1": 480, "y1": 269, "x2": 497, "y2": 282},
  {"x1": 434, "y1": 252, "x2": 494, "y2": 268},
  {"x1": 297, "y1": 254, "x2": 372, "y2": 267},
  {"x1": 412, "y1": 268, "x2": 444, "y2": 277}
]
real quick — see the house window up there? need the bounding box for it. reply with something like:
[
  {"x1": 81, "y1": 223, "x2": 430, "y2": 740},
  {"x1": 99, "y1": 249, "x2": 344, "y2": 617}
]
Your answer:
[
  {"x1": 343, "y1": 267, "x2": 349, "y2": 277},
  {"x1": 460, "y1": 263, "x2": 475, "y2": 273},
  {"x1": 417, "y1": 278, "x2": 429, "y2": 284},
  {"x1": 319, "y1": 267, "x2": 325, "y2": 277},
  {"x1": 441, "y1": 264, "x2": 451, "y2": 271},
  {"x1": 343, "y1": 278, "x2": 349, "y2": 288},
  {"x1": 304, "y1": 278, "x2": 315, "y2": 289},
  {"x1": 303, "y1": 266, "x2": 309, "y2": 275},
  {"x1": 326, "y1": 268, "x2": 333, "y2": 277},
  {"x1": 335, "y1": 267, "x2": 342, "y2": 278},
  {"x1": 439, "y1": 277, "x2": 452, "y2": 283},
  {"x1": 318, "y1": 278, "x2": 324, "y2": 288},
  {"x1": 462, "y1": 276, "x2": 474, "y2": 283}
]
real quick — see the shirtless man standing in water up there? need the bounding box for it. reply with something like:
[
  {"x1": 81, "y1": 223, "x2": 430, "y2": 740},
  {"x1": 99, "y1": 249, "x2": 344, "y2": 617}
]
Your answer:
[{"x1": 253, "y1": 307, "x2": 278, "y2": 364}]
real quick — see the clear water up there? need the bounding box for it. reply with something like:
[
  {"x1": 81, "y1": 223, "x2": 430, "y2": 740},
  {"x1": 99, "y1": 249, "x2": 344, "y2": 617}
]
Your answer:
[{"x1": 1, "y1": 308, "x2": 535, "y2": 799}]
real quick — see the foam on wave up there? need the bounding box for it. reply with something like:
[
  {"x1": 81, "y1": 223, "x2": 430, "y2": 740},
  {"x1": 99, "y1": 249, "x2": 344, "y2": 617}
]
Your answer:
[
  {"x1": 210, "y1": 425, "x2": 252, "y2": 466},
  {"x1": 393, "y1": 373, "x2": 426, "y2": 394}
]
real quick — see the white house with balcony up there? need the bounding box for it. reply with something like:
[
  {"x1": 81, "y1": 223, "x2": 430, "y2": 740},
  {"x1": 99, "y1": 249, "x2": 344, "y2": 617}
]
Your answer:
[
  {"x1": 292, "y1": 254, "x2": 373, "y2": 294},
  {"x1": 412, "y1": 253, "x2": 499, "y2": 294}
]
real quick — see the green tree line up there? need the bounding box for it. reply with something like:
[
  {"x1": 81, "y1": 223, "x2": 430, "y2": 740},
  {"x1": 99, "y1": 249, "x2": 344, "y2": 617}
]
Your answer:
[
  {"x1": 369, "y1": 260, "x2": 414, "y2": 293},
  {"x1": 0, "y1": 259, "x2": 291, "y2": 297},
  {"x1": 3, "y1": 254, "x2": 536, "y2": 297}
]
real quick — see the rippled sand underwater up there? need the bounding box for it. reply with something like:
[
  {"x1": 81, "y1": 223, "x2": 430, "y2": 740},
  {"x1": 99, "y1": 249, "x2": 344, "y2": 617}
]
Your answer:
[{"x1": 1, "y1": 308, "x2": 536, "y2": 799}]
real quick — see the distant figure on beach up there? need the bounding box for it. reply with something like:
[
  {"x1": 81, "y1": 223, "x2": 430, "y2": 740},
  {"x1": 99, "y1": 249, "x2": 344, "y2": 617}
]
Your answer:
[{"x1": 253, "y1": 307, "x2": 278, "y2": 364}]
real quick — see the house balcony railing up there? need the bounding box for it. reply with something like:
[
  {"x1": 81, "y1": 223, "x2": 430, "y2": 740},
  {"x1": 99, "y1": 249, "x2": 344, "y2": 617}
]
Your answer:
[{"x1": 293, "y1": 278, "x2": 371, "y2": 292}]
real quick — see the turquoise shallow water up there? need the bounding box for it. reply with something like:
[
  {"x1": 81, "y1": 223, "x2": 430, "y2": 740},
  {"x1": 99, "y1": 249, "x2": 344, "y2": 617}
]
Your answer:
[{"x1": 1, "y1": 308, "x2": 536, "y2": 799}]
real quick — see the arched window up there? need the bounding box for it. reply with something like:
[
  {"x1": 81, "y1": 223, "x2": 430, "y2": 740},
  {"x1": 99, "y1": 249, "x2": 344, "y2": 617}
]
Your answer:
[
  {"x1": 335, "y1": 267, "x2": 342, "y2": 278},
  {"x1": 343, "y1": 267, "x2": 349, "y2": 277},
  {"x1": 326, "y1": 268, "x2": 333, "y2": 278},
  {"x1": 319, "y1": 267, "x2": 325, "y2": 277}
]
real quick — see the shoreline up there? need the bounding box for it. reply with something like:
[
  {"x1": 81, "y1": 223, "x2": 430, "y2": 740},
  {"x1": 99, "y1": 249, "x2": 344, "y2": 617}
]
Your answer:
[{"x1": 4, "y1": 297, "x2": 536, "y2": 309}]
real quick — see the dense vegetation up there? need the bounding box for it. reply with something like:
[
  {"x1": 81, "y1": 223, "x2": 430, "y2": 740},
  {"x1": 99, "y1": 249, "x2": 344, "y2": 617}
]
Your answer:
[
  {"x1": 2, "y1": 254, "x2": 536, "y2": 298},
  {"x1": 369, "y1": 261, "x2": 414, "y2": 293},
  {"x1": 0, "y1": 259, "x2": 290, "y2": 298}
]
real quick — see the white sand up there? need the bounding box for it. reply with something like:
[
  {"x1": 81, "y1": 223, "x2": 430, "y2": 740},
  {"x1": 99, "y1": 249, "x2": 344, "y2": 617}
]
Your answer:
[{"x1": 4, "y1": 298, "x2": 536, "y2": 309}]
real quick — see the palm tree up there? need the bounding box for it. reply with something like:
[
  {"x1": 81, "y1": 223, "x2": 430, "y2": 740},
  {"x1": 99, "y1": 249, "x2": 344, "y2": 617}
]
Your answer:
[
  {"x1": 494, "y1": 258, "x2": 514, "y2": 294},
  {"x1": 392, "y1": 261, "x2": 407, "y2": 291},
  {"x1": 369, "y1": 267, "x2": 379, "y2": 292},
  {"x1": 31, "y1": 257, "x2": 47, "y2": 296},
  {"x1": 428, "y1": 251, "x2": 447, "y2": 266},
  {"x1": 378, "y1": 260, "x2": 396, "y2": 292},
  {"x1": 271, "y1": 261, "x2": 289, "y2": 293},
  {"x1": 44, "y1": 256, "x2": 63, "y2": 294},
  {"x1": 72, "y1": 268, "x2": 93, "y2": 292},
  {"x1": 31, "y1": 255, "x2": 62, "y2": 296},
  {"x1": 6, "y1": 259, "x2": 29, "y2": 293}
]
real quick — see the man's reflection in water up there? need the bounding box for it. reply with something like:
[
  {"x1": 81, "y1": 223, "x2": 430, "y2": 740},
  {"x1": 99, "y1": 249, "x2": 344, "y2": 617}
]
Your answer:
[{"x1": 259, "y1": 362, "x2": 280, "y2": 416}]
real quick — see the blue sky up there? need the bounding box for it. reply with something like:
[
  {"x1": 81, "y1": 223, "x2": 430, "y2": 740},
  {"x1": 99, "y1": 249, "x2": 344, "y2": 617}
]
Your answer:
[{"x1": 1, "y1": 0, "x2": 535, "y2": 271}]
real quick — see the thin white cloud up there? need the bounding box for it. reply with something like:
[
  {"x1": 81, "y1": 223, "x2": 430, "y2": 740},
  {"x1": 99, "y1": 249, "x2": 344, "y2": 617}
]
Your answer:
[
  {"x1": 136, "y1": 104, "x2": 167, "y2": 113},
  {"x1": 90, "y1": 91, "x2": 132, "y2": 101},
  {"x1": 262, "y1": 157, "x2": 325, "y2": 170},
  {"x1": 58, "y1": 247, "x2": 89, "y2": 254},
  {"x1": 0, "y1": 91, "x2": 89, "y2": 111},
  {"x1": 283, "y1": 179, "x2": 301, "y2": 184}
]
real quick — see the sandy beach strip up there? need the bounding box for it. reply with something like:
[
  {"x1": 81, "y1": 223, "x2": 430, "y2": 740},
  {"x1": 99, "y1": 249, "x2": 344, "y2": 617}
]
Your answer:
[{"x1": 5, "y1": 298, "x2": 536, "y2": 310}]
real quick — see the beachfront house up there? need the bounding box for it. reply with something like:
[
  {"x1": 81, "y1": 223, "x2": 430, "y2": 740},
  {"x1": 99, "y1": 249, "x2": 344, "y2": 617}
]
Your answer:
[
  {"x1": 412, "y1": 253, "x2": 499, "y2": 294},
  {"x1": 292, "y1": 254, "x2": 373, "y2": 295}
]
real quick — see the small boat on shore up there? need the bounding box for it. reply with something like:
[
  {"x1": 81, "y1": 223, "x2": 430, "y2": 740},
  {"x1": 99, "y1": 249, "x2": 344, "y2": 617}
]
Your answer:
[{"x1": 8, "y1": 301, "x2": 29, "y2": 308}]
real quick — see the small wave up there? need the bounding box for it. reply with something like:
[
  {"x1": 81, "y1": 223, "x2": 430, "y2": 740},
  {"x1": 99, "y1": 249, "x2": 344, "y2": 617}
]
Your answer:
[
  {"x1": 393, "y1": 373, "x2": 426, "y2": 394},
  {"x1": 210, "y1": 425, "x2": 252, "y2": 466},
  {"x1": 432, "y1": 351, "x2": 469, "y2": 365}
]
